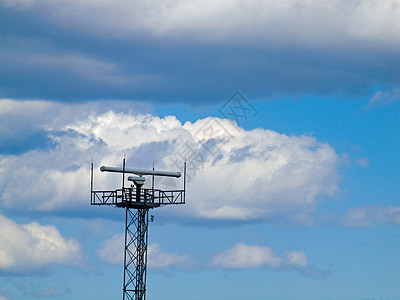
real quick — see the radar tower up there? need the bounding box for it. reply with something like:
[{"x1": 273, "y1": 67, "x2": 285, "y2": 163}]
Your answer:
[{"x1": 91, "y1": 159, "x2": 186, "y2": 300}]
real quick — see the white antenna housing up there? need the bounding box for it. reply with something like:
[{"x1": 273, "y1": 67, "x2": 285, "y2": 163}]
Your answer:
[{"x1": 128, "y1": 176, "x2": 146, "y2": 185}]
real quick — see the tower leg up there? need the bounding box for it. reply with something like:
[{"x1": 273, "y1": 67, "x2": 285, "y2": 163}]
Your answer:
[{"x1": 123, "y1": 208, "x2": 149, "y2": 300}]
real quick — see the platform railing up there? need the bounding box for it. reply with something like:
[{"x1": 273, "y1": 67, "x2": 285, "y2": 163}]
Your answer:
[{"x1": 91, "y1": 187, "x2": 185, "y2": 206}]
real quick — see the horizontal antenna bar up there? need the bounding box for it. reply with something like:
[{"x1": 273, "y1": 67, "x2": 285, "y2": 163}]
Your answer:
[{"x1": 100, "y1": 166, "x2": 181, "y2": 178}]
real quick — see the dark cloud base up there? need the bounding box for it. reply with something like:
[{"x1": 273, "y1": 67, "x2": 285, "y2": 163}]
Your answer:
[
  {"x1": 0, "y1": 121, "x2": 55, "y2": 155},
  {"x1": 1, "y1": 6, "x2": 399, "y2": 104}
]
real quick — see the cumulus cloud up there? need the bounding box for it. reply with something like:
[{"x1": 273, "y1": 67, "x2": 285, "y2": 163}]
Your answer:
[
  {"x1": 148, "y1": 243, "x2": 191, "y2": 269},
  {"x1": 0, "y1": 99, "x2": 148, "y2": 212},
  {"x1": 0, "y1": 99, "x2": 149, "y2": 153},
  {"x1": 176, "y1": 118, "x2": 339, "y2": 222},
  {"x1": 97, "y1": 233, "x2": 124, "y2": 265},
  {"x1": 68, "y1": 110, "x2": 340, "y2": 222},
  {"x1": 343, "y1": 206, "x2": 400, "y2": 227},
  {"x1": 0, "y1": 100, "x2": 340, "y2": 223},
  {"x1": 98, "y1": 234, "x2": 190, "y2": 269},
  {"x1": 211, "y1": 243, "x2": 329, "y2": 278},
  {"x1": 211, "y1": 243, "x2": 307, "y2": 270},
  {"x1": 2, "y1": 0, "x2": 400, "y2": 48},
  {"x1": 0, "y1": 214, "x2": 84, "y2": 274}
]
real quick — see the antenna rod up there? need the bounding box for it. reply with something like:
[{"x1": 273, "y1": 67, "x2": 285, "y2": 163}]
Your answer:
[
  {"x1": 90, "y1": 160, "x2": 94, "y2": 203},
  {"x1": 152, "y1": 163, "x2": 155, "y2": 191},
  {"x1": 122, "y1": 158, "x2": 126, "y2": 200},
  {"x1": 183, "y1": 160, "x2": 186, "y2": 203}
]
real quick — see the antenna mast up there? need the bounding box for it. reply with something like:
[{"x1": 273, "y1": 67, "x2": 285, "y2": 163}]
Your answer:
[{"x1": 91, "y1": 160, "x2": 186, "y2": 300}]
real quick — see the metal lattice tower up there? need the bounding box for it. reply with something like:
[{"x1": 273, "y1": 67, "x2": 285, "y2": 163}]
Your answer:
[{"x1": 91, "y1": 160, "x2": 186, "y2": 300}]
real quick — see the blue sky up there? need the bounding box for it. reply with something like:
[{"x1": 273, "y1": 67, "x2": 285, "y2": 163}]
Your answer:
[{"x1": 0, "y1": 1, "x2": 400, "y2": 299}]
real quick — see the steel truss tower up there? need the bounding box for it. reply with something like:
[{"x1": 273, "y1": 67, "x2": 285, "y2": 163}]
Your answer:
[
  {"x1": 124, "y1": 208, "x2": 148, "y2": 299},
  {"x1": 91, "y1": 161, "x2": 186, "y2": 300}
]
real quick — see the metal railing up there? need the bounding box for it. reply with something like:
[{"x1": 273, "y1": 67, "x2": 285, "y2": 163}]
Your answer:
[{"x1": 91, "y1": 187, "x2": 185, "y2": 207}]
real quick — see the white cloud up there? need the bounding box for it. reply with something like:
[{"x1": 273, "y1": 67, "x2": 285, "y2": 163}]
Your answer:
[
  {"x1": 0, "y1": 214, "x2": 83, "y2": 273},
  {"x1": 0, "y1": 99, "x2": 149, "y2": 212},
  {"x1": 343, "y1": 206, "x2": 400, "y2": 227},
  {"x1": 354, "y1": 157, "x2": 370, "y2": 169},
  {"x1": 367, "y1": 88, "x2": 400, "y2": 107},
  {"x1": 0, "y1": 99, "x2": 53, "y2": 117},
  {"x1": 0, "y1": 100, "x2": 340, "y2": 223},
  {"x1": 0, "y1": 99, "x2": 150, "y2": 136},
  {"x1": 211, "y1": 243, "x2": 308, "y2": 271},
  {"x1": 285, "y1": 249, "x2": 308, "y2": 267},
  {"x1": 98, "y1": 234, "x2": 190, "y2": 268},
  {"x1": 148, "y1": 243, "x2": 191, "y2": 269},
  {"x1": 97, "y1": 233, "x2": 124, "y2": 265},
  {"x1": 176, "y1": 118, "x2": 339, "y2": 221},
  {"x1": 67, "y1": 111, "x2": 339, "y2": 222},
  {"x1": 2, "y1": 0, "x2": 400, "y2": 48}
]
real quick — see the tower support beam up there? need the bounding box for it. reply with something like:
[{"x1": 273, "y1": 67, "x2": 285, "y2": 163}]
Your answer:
[{"x1": 123, "y1": 208, "x2": 149, "y2": 300}]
